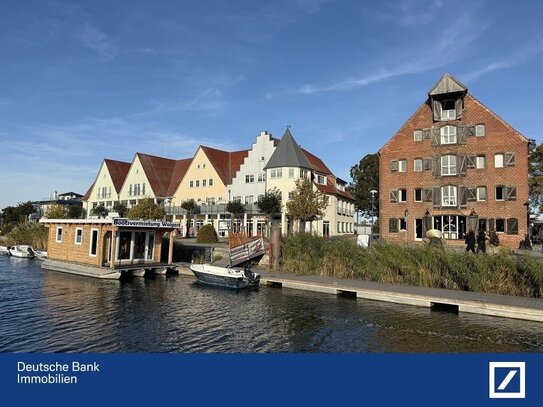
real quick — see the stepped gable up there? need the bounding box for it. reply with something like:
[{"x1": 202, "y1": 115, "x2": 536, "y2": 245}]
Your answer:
[
  {"x1": 264, "y1": 128, "x2": 312, "y2": 170},
  {"x1": 104, "y1": 159, "x2": 131, "y2": 193},
  {"x1": 166, "y1": 158, "x2": 193, "y2": 197},
  {"x1": 229, "y1": 149, "x2": 250, "y2": 183},
  {"x1": 136, "y1": 153, "x2": 177, "y2": 197}
]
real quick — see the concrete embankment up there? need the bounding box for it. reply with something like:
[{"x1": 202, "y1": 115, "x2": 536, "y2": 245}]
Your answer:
[{"x1": 176, "y1": 263, "x2": 543, "y2": 322}]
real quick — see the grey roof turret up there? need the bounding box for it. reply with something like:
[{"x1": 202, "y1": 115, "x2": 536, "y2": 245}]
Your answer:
[{"x1": 264, "y1": 128, "x2": 312, "y2": 170}]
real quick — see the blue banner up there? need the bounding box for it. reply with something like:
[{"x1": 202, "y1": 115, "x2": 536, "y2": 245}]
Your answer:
[{"x1": 0, "y1": 353, "x2": 540, "y2": 406}]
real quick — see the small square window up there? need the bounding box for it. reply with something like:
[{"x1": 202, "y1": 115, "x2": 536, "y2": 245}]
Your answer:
[
  {"x1": 398, "y1": 189, "x2": 407, "y2": 202},
  {"x1": 398, "y1": 160, "x2": 407, "y2": 172},
  {"x1": 476, "y1": 156, "x2": 485, "y2": 169},
  {"x1": 414, "y1": 189, "x2": 422, "y2": 202},
  {"x1": 195, "y1": 180, "x2": 200, "y2": 188},
  {"x1": 414, "y1": 159, "x2": 422, "y2": 172},
  {"x1": 413, "y1": 130, "x2": 423, "y2": 141},
  {"x1": 476, "y1": 125, "x2": 485, "y2": 136},
  {"x1": 495, "y1": 219, "x2": 505, "y2": 233}
]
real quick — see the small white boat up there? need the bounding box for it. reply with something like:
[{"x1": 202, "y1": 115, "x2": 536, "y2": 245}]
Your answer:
[
  {"x1": 33, "y1": 249, "x2": 48, "y2": 259},
  {"x1": 7, "y1": 245, "x2": 36, "y2": 258},
  {"x1": 189, "y1": 263, "x2": 260, "y2": 289},
  {"x1": 0, "y1": 246, "x2": 9, "y2": 255}
]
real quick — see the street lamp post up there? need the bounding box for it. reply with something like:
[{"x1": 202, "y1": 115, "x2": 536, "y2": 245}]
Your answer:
[{"x1": 370, "y1": 189, "x2": 377, "y2": 246}]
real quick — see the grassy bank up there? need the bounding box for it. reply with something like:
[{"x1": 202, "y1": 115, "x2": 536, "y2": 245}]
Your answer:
[{"x1": 281, "y1": 233, "x2": 543, "y2": 298}]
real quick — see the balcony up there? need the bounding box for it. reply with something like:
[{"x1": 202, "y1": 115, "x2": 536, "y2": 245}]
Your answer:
[{"x1": 165, "y1": 203, "x2": 261, "y2": 216}]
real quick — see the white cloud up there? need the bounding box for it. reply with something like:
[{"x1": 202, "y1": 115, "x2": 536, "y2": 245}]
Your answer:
[
  {"x1": 78, "y1": 22, "x2": 116, "y2": 59},
  {"x1": 295, "y1": 11, "x2": 487, "y2": 94}
]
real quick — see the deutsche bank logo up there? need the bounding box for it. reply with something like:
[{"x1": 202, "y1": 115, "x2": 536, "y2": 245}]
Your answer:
[{"x1": 489, "y1": 362, "x2": 525, "y2": 399}]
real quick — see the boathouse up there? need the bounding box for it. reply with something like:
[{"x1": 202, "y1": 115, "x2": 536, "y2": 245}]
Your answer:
[{"x1": 39, "y1": 218, "x2": 180, "y2": 278}]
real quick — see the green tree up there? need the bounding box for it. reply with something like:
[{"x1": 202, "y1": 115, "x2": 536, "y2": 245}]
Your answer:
[
  {"x1": 286, "y1": 178, "x2": 328, "y2": 231},
  {"x1": 197, "y1": 224, "x2": 219, "y2": 243},
  {"x1": 91, "y1": 204, "x2": 109, "y2": 219},
  {"x1": 181, "y1": 199, "x2": 197, "y2": 237},
  {"x1": 127, "y1": 198, "x2": 165, "y2": 220},
  {"x1": 66, "y1": 204, "x2": 84, "y2": 219},
  {"x1": 256, "y1": 188, "x2": 282, "y2": 236},
  {"x1": 528, "y1": 140, "x2": 543, "y2": 213},
  {"x1": 226, "y1": 200, "x2": 245, "y2": 232},
  {"x1": 348, "y1": 153, "x2": 379, "y2": 217},
  {"x1": 113, "y1": 201, "x2": 128, "y2": 217},
  {"x1": 44, "y1": 204, "x2": 67, "y2": 219},
  {"x1": 1, "y1": 201, "x2": 36, "y2": 224}
]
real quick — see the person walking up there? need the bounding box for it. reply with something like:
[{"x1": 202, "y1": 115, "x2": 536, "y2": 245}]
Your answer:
[
  {"x1": 465, "y1": 229, "x2": 476, "y2": 253},
  {"x1": 477, "y1": 230, "x2": 487, "y2": 253}
]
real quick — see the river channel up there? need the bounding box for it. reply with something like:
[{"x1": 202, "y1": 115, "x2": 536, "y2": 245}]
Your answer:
[{"x1": 0, "y1": 255, "x2": 542, "y2": 353}]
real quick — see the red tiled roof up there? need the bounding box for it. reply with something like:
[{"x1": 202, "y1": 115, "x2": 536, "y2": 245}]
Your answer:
[
  {"x1": 201, "y1": 146, "x2": 249, "y2": 185},
  {"x1": 166, "y1": 158, "x2": 192, "y2": 196},
  {"x1": 299, "y1": 148, "x2": 353, "y2": 200},
  {"x1": 81, "y1": 182, "x2": 95, "y2": 201},
  {"x1": 105, "y1": 159, "x2": 131, "y2": 193},
  {"x1": 229, "y1": 149, "x2": 249, "y2": 183},
  {"x1": 301, "y1": 148, "x2": 332, "y2": 175},
  {"x1": 136, "y1": 153, "x2": 179, "y2": 198}
]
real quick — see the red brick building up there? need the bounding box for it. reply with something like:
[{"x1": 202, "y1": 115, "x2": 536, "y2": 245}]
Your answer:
[{"x1": 379, "y1": 74, "x2": 529, "y2": 249}]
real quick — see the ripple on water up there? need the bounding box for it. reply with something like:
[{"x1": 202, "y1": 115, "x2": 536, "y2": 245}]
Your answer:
[{"x1": 1, "y1": 256, "x2": 542, "y2": 352}]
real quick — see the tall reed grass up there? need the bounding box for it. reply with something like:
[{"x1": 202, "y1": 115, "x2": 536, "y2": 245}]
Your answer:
[
  {"x1": 280, "y1": 233, "x2": 543, "y2": 298},
  {"x1": 6, "y1": 223, "x2": 48, "y2": 249}
]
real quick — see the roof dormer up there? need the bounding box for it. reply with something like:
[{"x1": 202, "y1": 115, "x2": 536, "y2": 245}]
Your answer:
[{"x1": 428, "y1": 73, "x2": 468, "y2": 122}]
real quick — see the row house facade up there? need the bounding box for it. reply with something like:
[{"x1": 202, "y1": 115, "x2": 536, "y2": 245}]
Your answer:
[
  {"x1": 83, "y1": 129, "x2": 354, "y2": 237},
  {"x1": 379, "y1": 74, "x2": 529, "y2": 249}
]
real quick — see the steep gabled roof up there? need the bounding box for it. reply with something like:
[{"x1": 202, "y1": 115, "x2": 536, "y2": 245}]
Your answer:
[
  {"x1": 264, "y1": 128, "x2": 312, "y2": 170},
  {"x1": 301, "y1": 148, "x2": 332, "y2": 175},
  {"x1": 428, "y1": 73, "x2": 467, "y2": 96},
  {"x1": 315, "y1": 175, "x2": 354, "y2": 200},
  {"x1": 166, "y1": 158, "x2": 193, "y2": 197},
  {"x1": 81, "y1": 182, "x2": 95, "y2": 201},
  {"x1": 200, "y1": 146, "x2": 249, "y2": 185},
  {"x1": 136, "y1": 153, "x2": 178, "y2": 197},
  {"x1": 104, "y1": 159, "x2": 131, "y2": 193}
]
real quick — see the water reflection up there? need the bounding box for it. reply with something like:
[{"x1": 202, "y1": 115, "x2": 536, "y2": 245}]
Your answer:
[{"x1": 1, "y1": 256, "x2": 542, "y2": 353}]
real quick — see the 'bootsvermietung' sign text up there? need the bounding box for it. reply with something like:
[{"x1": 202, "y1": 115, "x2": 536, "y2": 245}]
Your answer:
[{"x1": 113, "y1": 218, "x2": 181, "y2": 228}]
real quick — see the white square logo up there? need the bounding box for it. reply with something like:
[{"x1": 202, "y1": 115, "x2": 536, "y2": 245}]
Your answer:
[{"x1": 489, "y1": 362, "x2": 525, "y2": 399}]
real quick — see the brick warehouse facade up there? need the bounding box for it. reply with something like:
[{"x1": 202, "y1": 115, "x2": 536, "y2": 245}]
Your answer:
[{"x1": 379, "y1": 74, "x2": 530, "y2": 249}]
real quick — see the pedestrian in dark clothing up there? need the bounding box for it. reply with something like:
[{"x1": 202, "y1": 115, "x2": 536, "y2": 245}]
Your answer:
[
  {"x1": 477, "y1": 230, "x2": 487, "y2": 253},
  {"x1": 465, "y1": 229, "x2": 476, "y2": 253}
]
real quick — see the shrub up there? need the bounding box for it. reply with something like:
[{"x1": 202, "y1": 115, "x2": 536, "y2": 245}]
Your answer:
[{"x1": 197, "y1": 224, "x2": 218, "y2": 243}]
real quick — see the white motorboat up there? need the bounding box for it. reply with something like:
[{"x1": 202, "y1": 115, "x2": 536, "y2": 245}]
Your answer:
[
  {"x1": 0, "y1": 246, "x2": 9, "y2": 255},
  {"x1": 7, "y1": 245, "x2": 36, "y2": 258},
  {"x1": 189, "y1": 263, "x2": 260, "y2": 288},
  {"x1": 33, "y1": 249, "x2": 48, "y2": 259}
]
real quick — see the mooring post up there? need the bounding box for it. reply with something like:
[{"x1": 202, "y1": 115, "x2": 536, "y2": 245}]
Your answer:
[
  {"x1": 168, "y1": 230, "x2": 174, "y2": 265},
  {"x1": 271, "y1": 227, "x2": 280, "y2": 270}
]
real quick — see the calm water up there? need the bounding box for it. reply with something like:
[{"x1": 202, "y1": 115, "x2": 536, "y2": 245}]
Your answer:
[{"x1": 1, "y1": 255, "x2": 542, "y2": 353}]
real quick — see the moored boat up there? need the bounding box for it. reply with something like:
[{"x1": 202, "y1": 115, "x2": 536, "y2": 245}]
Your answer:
[
  {"x1": 189, "y1": 263, "x2": 260, "y2": 289},
  {"x1": 0, "y1": 246, "x2": 9, "y2": 255},
  {"x1": 8, "y1": 245, "x2": 36, "y2": 258}
]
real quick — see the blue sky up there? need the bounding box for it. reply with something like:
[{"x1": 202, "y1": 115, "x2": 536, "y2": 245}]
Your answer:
[{"x1": 1, "y1": 0, "x2": 543, "y2": 209}]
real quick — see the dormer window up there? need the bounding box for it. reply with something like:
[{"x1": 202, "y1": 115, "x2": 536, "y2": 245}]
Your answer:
[
  {"x1": 317, "y1": 174, "x2": 326, "y2": 184},
  {"x1": 440, "y1": 100, "x2": 457, "y2": 120}
]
